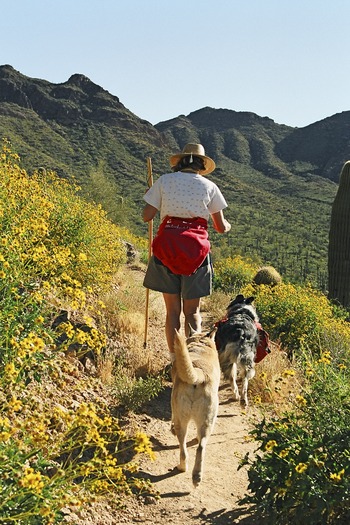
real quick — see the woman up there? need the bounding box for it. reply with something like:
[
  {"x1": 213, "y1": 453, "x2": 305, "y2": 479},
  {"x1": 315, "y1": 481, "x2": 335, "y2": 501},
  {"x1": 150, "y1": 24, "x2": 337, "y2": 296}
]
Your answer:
[{"x1": 142, "y1": 143, "x2": 231, "y2": 360}]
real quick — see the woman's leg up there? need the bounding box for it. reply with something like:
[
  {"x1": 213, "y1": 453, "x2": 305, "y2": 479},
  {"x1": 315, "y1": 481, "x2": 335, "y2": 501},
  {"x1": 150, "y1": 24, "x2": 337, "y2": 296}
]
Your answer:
[
  {"x1": 162, "y1": 293, "x2": 182, "y2": 354},
  {"x1": 183, "y1": 297, "x2": 202, "y2": 336}
]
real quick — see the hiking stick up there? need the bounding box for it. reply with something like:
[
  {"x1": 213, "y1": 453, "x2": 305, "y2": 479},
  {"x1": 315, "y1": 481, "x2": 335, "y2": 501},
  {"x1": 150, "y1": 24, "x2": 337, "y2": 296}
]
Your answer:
[{"x1": 143, "y1": 157, "x2": 153, "y2": 349}]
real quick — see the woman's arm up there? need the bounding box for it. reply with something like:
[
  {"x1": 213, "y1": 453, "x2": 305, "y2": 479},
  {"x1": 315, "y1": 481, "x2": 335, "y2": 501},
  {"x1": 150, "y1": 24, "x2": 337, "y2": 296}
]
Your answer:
[
  {"x1": 142, "y1": 203, "x2": 158, "y2": 222},
  {"x1": 211, "y1": 210, "x2": 231, "y2": 233}
]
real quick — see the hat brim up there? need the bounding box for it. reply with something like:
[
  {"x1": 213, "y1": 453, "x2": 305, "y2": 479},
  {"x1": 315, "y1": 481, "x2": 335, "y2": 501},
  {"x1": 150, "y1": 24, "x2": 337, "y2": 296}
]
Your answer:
[{"x1": 169, "y1": 153, "x2": 216, "y2": 175}]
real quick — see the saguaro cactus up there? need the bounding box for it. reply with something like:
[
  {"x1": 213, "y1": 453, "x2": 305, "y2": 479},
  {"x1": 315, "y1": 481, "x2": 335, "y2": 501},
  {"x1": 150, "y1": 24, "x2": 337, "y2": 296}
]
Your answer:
[{"x1": 328, "y1": 161, "x2": 350, "y2": 307}]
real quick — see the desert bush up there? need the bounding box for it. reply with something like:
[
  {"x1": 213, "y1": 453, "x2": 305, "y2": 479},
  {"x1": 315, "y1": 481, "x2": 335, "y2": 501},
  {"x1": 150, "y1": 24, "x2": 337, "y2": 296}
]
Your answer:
[
  {"x1": 213, "y1": 255, "x2": 256, "y2": 294},
  {"x1": 242, "y1": 282, "x2": 350, "y2": 357},
  {"x1": 0, "y1": 140, "x2": 128, "y2": 386},
  {"x1": 112, "y1": 373, "x2": 165, "y2": 413},
  {"x1": 240, "y1": 353, "x2": 350, "y2": 524},
  {"x1": 0, "y1": 141, "x2": 157, "y2": 522},
  {"x1": 238, "y1": 279, "x2": 350, "y2": 524}
]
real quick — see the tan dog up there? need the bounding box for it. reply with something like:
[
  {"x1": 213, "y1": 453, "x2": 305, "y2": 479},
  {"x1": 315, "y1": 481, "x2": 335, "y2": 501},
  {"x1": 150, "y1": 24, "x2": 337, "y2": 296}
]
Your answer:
[{"x1": 171, "y1": 327, "x2": 220, "y2": 487}]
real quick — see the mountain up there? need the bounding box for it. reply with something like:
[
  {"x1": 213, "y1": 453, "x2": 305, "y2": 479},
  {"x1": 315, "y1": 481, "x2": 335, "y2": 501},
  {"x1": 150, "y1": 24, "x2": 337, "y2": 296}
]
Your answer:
[{"x1": 0, "y1": 64, "x2": 348, "y2": 289}]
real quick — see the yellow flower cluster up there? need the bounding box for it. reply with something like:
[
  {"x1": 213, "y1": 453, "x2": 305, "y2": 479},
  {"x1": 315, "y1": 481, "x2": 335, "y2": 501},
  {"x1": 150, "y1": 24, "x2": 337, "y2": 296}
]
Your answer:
[
  {"x1": 295, "y1": 462, "x2": 308, "y2": 474},
  {"x1": 13, "y1": 332, "x2": 46, "y2": 355},
  {"x1": 329, "y1": 468, "x2": 345, "y2": 482},
  {"x1": 0, "y1": 416, "x2": 12, "y2": 442},
  {"x1": 318, "y1": 351, "x2": 332, "y2": 365},
  {"x1": 265, "y1": 440, "x2": 277, "y2": 451},
  {"x1": 19, "y1": 467, "x2": 45, "y2": 493},
  {"x1": 56, "y1": 321, "x2": 106, "y2": 355},
  {"x1": 134, "y1": 432, "x2": 156, "y2": 460},
  {"x1": 214, "y1": 255, "x2": 256, "y2": 292}
]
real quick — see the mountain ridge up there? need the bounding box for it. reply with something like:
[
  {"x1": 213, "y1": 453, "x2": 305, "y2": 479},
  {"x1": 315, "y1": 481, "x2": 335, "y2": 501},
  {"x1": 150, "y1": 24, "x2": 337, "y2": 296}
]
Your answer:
[{"x1": 0, "y1": 64, "x2": 347, "y2": 288}]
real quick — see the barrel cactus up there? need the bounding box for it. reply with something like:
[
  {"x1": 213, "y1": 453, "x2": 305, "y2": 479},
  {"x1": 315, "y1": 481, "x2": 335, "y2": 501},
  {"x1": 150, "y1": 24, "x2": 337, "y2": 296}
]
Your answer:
[
  {"x1": 328, "y1": 161, "x2": 350, "y2": 307},
  {"x1": 253, "y1": 265, "x2": 282, "y2": 286}
]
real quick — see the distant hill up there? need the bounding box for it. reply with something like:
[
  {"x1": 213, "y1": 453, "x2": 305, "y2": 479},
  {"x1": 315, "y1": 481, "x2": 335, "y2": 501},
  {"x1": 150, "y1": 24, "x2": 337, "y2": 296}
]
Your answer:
[{"x1": 1, "y1": 64, "x2": 349, "y2": 288}]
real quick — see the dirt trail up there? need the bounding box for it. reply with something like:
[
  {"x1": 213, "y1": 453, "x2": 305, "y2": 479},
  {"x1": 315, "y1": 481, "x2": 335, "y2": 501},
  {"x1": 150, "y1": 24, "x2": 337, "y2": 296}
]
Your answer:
[
  {"x1": 63, "y1": 268, "x2": 264, "y2": 525},
  {"x1": 122, "y1": 382, "x2": 262, "y2": 525},
  {"x1": 113, "y1": 272, "x2": 263, "y2": 524}
]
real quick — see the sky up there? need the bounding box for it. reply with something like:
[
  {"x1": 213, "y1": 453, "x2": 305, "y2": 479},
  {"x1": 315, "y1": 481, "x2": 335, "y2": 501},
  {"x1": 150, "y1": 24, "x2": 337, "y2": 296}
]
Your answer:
[{"x1": 2, "y1": 0, "x2": 350, "y2": 129}]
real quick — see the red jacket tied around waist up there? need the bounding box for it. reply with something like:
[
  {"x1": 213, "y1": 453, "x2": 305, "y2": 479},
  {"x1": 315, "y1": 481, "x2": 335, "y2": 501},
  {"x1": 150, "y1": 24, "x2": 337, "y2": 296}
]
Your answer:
[{"x1": 152, "y1": 216, "x2": 210, "y2": 276}]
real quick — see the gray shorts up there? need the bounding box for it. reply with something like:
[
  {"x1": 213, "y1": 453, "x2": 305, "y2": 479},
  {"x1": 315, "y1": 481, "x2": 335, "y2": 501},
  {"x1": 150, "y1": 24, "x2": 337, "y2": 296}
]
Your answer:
[{"x1": 143, "y1": 255, "x2": 213, "y2": 300}]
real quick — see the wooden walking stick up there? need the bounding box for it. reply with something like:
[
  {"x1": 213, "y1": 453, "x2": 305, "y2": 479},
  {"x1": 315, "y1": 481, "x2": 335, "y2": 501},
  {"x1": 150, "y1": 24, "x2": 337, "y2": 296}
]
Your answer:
[{"x1": 143, "y1": 157, "x2": 153, "y2": 348}]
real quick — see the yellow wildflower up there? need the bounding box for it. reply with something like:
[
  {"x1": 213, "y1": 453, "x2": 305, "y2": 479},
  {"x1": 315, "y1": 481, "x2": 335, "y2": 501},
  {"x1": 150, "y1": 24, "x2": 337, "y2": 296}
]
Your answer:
[
  {"x1": 282, "y1": 369, "x2": 295, "y2": 377},
  {"x1": 330, "y1": 469, "x2": 345, "y2": 482},
  {"x1": 134, "y1": 432, "x2": 156, "y2": 460},
  {"x1": 75, "y1": 330, "x2": 87, "y2": 345},
  {"x1": 19, "y1": 467, "x2": 45, "y2": 493},
  {"x1": 265, "y1": 440, "x2": 277, "y2": 451},
  {"x1": 295, "y1": 462, "x2": 308, "y2": 474},
  {"x1": 0, "y1": 431, "x2": 11, "y2": 442},
  {"x1": 8, "y1": 397, "x2": 22, "y2": 411},
  {"x1": 296, "y1": 394, "x2": 307, "y2": 406},
  {"x1": 4, "y1": 362, "x2": 19, "y2": 381}
]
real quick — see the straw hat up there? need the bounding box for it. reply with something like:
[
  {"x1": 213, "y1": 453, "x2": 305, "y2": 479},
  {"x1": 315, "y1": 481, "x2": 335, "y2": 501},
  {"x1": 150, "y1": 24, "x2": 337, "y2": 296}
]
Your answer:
[{"x1": 169, "y1": 143, "x2": 216, "y2": 175}]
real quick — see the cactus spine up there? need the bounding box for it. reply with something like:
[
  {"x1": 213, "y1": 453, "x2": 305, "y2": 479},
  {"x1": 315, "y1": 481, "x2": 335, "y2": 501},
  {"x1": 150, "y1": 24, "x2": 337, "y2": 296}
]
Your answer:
[{"x1": 328, "y1": 161, "x2": 350, "y2": 307}]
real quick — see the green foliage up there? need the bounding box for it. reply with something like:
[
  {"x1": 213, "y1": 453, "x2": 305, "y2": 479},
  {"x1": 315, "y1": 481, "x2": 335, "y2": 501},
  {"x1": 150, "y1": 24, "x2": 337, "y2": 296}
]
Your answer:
[
  {"x1": 112, "y1": 374, "x2": 165, "y2": 413},
  {"x1": 213, "y1": 255, "x2": 257, "y2": 294},
  {"x1": 242, "y1": 282, "x2": 349, "y2": 356},
  {"x1": 82, "y1": 161, "x2": 136, "y2": 228},
  {"x1": 240, "y1": 356, "x2": 350, "y2": 524},
  {"x1": 0, "y1": 142, "x2": 156, "y2": 522}
]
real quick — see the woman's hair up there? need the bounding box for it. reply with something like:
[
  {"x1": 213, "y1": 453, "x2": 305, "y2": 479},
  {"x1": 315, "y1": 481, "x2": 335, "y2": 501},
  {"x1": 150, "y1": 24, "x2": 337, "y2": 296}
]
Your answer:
[{"x1": 172, "y1": 155, "x2": 205, "y2": 172}]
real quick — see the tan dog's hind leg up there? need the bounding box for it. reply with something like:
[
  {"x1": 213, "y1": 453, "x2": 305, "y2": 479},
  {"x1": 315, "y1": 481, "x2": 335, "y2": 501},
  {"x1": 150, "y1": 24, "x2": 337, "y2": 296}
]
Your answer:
[
  {"x1": 192, "y1": 434, "x2": 209, "y2": 487},
  {"x1": 192, "y1": 401, "x2": 218, "y2": 486},
  {"x1": 174, "y1": 422, "x2": 189, "y2": 472}
]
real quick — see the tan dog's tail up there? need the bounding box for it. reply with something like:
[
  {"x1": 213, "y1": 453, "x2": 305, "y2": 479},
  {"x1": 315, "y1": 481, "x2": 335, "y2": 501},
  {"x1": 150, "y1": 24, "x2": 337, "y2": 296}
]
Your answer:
[{"x1": 174, "y1": 330, "x2": 205, "y2": 385}]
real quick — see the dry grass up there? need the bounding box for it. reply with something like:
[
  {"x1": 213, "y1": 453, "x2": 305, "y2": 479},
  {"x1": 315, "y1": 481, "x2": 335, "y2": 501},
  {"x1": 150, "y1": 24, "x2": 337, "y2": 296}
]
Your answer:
[
  {"x1": 249, "y1": 341, "x2": 304, "y2": 412},
  {"x1": 202, "y1": 290, "x2": 231, "y2": 324},
  {"x1": 97, "y1": 266, "x2": 167, "y2": 382}
]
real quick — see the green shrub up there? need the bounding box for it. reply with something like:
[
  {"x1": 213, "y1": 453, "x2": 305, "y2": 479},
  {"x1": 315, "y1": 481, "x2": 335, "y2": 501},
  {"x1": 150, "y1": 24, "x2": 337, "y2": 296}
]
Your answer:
[
  {"x1": 239, "y1": 355, "x2": 350, "y2": 524},
  {"x1": 0, "y1": 141, "x2": 156, "y2": 522},
  {"x1": 112, "y1": 374, "x2": 165, "y2": 413},
  {"x1": 213, "y1": 255, "x2": 256, "y2": 294},
  {"x1": 242, "y1": 282, "x2": 350, "y2": 357}
]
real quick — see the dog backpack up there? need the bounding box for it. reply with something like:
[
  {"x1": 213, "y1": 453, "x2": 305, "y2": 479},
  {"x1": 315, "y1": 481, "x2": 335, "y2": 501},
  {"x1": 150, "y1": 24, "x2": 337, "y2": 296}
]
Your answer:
[{"x1": 255, "y1": 322, "x2": 271, "y2": 363}]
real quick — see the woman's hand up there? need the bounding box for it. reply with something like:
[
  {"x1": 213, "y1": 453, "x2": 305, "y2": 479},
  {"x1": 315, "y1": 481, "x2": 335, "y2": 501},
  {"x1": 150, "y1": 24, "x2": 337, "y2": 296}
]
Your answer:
[{"x1": 211, "y1": 210, "x2": 231, "y2": 233}]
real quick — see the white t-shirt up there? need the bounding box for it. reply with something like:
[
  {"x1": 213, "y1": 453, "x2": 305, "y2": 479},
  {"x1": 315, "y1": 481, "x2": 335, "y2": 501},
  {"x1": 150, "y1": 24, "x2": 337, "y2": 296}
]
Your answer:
[{"x1": 143, "y1": 171, "x2": 228, "y2": 221}]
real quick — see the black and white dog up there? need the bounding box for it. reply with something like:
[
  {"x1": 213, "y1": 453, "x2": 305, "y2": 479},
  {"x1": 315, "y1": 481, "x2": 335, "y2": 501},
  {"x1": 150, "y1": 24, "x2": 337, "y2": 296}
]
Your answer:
[{"x1": 214, "y1": 294, "x2": 259, "y2": 406}]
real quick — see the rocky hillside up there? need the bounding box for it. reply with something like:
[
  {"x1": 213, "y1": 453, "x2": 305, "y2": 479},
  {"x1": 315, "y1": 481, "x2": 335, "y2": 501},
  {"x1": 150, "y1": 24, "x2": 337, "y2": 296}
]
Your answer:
[{"x1": 0, "y1": 64, "x2": 349, "y2": 287}]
